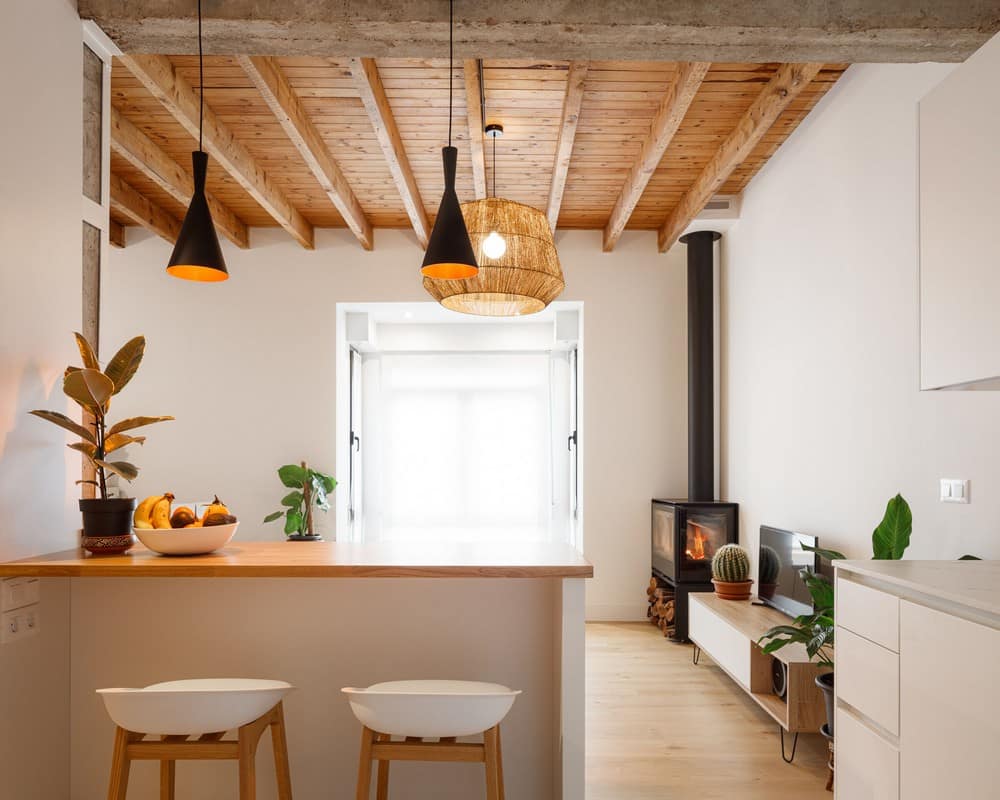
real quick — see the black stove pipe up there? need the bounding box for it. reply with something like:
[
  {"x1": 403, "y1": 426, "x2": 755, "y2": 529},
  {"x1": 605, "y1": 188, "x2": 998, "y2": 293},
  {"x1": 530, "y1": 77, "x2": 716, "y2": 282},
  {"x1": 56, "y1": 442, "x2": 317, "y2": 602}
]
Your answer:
[{"x1": 680, "y1": 230, "x2": 720, "y2": 502}]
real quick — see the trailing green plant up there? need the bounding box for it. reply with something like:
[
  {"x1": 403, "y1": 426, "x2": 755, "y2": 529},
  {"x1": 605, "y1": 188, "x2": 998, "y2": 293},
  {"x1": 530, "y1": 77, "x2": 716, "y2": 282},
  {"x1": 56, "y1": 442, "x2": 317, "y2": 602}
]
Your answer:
[
  {"x1": 759, "y1": 544, "x2": 781, "y2": 584},
  {"x1": 712, "y1": 544, "x2": 751, "y2": 582},
  {"x1": 758, "y1": 494, "x2": 913, "y2": 668},
  {"x1": 30, "y1": 333, "x2": 173, "y2": 500},
  {"x1": 263, "y1": 462, "x2": 337, "y2": 537}
]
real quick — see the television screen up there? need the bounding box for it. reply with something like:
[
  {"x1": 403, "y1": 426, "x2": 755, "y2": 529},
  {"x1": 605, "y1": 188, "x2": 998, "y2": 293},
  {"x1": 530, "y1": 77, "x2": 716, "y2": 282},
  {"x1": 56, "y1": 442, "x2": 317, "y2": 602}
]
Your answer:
[{"x1": 758, "y1": 526, "x2": 819, "y2": 618}]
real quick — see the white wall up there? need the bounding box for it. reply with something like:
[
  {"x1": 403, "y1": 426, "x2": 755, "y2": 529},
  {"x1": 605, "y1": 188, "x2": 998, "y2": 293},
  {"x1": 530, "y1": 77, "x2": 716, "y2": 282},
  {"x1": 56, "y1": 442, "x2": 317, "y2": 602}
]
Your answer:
[
  {"x1": 104, "y1": 228, "x2": 688, "y2": 619},
  {"x1": 723, "y1": 62, "x2": 1000, "y2": 566},
  {"x1": 0, "y1": 0, "x2": 82, "y2": 796}
]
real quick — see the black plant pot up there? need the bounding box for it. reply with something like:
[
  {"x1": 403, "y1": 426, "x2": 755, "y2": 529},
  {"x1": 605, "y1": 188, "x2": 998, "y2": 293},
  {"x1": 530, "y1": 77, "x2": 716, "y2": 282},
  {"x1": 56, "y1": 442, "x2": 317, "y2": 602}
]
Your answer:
[
  {"x1": 79, "y1": 497, "x2": 137, "y2": 555},
  {"x1": 816, "y1": 671, "x2": 835, "y2": 736},
  {"x1": 287, "y1": 534, "x2": 323, "y2": 542}
]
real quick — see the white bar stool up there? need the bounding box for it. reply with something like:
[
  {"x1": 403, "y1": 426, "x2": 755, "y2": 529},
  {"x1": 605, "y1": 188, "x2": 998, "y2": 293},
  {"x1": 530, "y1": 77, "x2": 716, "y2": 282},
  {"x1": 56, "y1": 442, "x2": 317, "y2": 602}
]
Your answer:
[
  {"x1": 343, "y1": 680, "x2": 521, "y2": 800},
  {"x1": 97, "y1": 678, "x2": 294, "y2": 800}
]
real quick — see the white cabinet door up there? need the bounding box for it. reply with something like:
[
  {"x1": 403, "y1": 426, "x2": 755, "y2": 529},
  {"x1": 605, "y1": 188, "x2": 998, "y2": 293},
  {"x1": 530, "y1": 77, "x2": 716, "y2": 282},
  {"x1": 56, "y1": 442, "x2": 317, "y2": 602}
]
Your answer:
[
  {"x1": 900, "y1": 601, "x2": 1000, "y2": 799},
  {"x1": 835, "y1": 707, "x2": 899, "y2": 800}
]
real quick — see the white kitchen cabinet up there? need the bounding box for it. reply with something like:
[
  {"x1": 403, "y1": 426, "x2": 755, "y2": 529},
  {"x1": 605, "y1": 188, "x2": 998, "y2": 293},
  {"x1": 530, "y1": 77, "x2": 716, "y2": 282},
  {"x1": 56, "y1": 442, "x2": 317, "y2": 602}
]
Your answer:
[
  {"x1": 899, "y1": 600, "x2": 1000, "y2": 799},
  {"x1": 834, "y1": 562, "x2": 1000, "y2": 800},
  {"x1": 835, "y1": 707, "x2": 899, "y2": 800}
]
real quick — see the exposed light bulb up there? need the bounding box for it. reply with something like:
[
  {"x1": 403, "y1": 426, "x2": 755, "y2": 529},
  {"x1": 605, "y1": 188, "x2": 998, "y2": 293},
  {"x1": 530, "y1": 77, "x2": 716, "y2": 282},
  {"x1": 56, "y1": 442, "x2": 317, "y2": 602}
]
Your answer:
[{"x1": 482, "y1": 230, "x2": 507, "y2": 259}]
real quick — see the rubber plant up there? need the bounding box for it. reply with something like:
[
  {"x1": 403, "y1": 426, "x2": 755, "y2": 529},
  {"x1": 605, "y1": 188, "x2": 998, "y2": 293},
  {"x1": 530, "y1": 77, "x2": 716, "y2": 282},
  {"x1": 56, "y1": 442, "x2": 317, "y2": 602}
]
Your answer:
[
  {"x1": 757, "y1": 493, "x2": 912, "y2": 737},
  {"x1": 30, "y1": 333, "x2": 174, "y2": 498},
  {"x1": 264, "y1": 462, "x2": 337, "y2": 539},
  {"x1": 758, "y1": 493, "x2": 913, "y2": 666}
]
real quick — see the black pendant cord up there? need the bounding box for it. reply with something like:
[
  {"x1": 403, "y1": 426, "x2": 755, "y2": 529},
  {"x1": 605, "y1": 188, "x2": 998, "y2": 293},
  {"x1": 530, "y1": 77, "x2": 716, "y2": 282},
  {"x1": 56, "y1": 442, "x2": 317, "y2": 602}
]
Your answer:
[
  {"x1": 492, "y1": 132, "x2": 496, "y2": 198},
  {"x1": 447, "y1": 0, "x2": 454, "y2": 147},
  {"x1": 197, "y1": 0, "x2": 204, "y2": 153}
]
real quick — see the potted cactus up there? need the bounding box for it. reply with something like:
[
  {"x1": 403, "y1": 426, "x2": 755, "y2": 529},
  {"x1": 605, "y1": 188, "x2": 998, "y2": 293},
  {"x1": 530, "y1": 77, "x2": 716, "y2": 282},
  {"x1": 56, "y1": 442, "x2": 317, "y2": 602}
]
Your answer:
[
  {"x1": 758, "y1": 544, "x2": 782, "y2": 599},
  {"x1": 711, "y1": 544, "x2": 753, "y2": 600},
  {"x1": 30, "y1": 333, "x2": 173, "y2": 554}
]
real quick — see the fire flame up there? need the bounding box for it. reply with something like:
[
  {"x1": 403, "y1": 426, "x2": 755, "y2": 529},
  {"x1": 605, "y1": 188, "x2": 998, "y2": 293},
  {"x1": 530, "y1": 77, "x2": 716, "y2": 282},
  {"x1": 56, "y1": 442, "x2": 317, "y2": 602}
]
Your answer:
[{"x1": 686, "y1": 531, "x2": 707, "y2": 561}]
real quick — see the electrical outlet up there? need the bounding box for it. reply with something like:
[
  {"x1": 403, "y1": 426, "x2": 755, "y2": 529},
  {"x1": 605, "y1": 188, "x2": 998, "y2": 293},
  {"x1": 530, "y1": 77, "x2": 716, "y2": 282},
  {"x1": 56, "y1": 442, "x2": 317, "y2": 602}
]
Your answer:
[
  {"x1": 1, "y1": 606, "x2": 40, "y2": 645},
  {"x1": 940, "y1": 479, "x2": 970, "y2": 504}
]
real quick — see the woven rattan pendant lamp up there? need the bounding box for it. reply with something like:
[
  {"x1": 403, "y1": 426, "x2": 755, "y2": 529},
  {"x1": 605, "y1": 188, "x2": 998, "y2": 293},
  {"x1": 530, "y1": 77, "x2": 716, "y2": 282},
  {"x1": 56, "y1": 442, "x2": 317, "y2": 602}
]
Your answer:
[
  {"x1": 166, "y1": 0, "x2": 228, "y2": 282},
  {"x1": 424, "y1": 115, "x2": 564, "y2": 316}
]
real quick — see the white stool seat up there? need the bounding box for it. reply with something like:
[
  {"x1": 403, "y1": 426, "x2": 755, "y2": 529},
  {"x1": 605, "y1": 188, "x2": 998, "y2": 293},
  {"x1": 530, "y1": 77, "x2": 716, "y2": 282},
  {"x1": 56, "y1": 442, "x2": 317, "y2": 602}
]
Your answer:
[
  {"x1": 342, "y1": 679, "x2": 520, "y2": 738},
  {"x1": 98, "y1": 678, "x2": 293, "y2": 735}
]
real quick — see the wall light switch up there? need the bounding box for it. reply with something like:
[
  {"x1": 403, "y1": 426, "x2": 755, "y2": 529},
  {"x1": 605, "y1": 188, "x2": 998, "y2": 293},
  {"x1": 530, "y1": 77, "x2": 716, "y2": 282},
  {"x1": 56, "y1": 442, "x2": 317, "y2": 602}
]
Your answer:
[{"x1": 940, "y1": 479, "x2": 970, "y2": 504}]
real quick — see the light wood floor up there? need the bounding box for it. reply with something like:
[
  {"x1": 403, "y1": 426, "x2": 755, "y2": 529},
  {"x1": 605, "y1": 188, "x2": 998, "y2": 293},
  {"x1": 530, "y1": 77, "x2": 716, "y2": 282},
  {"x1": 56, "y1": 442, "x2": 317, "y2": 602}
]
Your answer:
[{"x1": 586, "y1": 623, "x2": 830, "y2": 799}]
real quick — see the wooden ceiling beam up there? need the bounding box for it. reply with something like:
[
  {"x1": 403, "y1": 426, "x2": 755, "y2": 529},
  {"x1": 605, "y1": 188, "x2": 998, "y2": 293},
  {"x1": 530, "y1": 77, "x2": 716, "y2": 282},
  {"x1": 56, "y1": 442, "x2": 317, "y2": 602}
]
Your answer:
[
  {"x1": 546, "y1": 61, "x2": 588, "y2": 232},
  {"x1": 118, "y1": 53, "x2": 314, "y2": 249},
  {"x1": 464, "y1": 59, "x2": 487, "y2": 200},
  {"x1": 109, "y1": 219, "x2": 126, "y2": 249},
  {"x1": 657, "y1": 62, "x2": 824, "y2": 252},
  {"x1": 110, "y1": 106, "x2": 249, "y2": 249},
  {"x1": 603, "y1": 62, "x2": 710, "y2": 252},
  {"x1": 110, "y1": 173, "x2": 180, "y2": 244},
  {"x1": 239, "y1": 55, "x2": 373, "y2": 250},
  {"x1": 349, "y1": 57, "x2": 430, "y2": 247}
]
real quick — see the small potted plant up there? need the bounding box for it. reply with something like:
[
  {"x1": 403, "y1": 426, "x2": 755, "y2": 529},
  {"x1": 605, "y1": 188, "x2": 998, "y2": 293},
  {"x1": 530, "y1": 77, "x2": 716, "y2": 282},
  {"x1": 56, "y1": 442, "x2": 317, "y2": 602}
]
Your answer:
[
  {"x1": 758, "y1": 544, "x2": 781, "y2": 600},
  {"x1": 264, "y1": 461, "x2": 336, "y2": 540},
  {"x1": 30, "y1": 333, "x2": 173, "y2": 554},
  {"x1": 711, "y1": 544, "x2": 753, "y2": 600}
]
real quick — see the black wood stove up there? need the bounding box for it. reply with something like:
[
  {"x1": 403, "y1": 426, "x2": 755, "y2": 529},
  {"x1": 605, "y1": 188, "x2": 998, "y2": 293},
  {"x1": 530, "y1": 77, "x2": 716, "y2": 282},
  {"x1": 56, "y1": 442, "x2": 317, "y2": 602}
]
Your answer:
[{"x1": 651, "y1": 230, "x2": 739, "y2": 642}]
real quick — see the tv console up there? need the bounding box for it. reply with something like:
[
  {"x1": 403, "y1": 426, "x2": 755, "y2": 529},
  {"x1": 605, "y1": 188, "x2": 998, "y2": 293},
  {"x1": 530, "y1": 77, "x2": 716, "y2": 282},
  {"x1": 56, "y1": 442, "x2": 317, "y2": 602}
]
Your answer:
[{"x1": 688, "y1": 592, "x2": 831, "y2": 762}]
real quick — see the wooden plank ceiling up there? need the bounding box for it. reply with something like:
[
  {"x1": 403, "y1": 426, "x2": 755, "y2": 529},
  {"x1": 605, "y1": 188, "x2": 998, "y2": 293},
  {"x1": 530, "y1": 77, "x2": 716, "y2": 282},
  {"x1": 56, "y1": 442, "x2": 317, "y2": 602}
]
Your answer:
[{"x1": 109, "y1": 57, "x2": 846, "y2": 251}]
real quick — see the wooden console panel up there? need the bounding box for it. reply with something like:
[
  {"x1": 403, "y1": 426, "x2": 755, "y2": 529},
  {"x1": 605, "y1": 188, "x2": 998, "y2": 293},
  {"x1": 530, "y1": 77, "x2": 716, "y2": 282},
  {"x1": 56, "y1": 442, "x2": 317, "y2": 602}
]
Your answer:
[{"x1": 689, "y1": 592, "x2": 830, "y2": 733}]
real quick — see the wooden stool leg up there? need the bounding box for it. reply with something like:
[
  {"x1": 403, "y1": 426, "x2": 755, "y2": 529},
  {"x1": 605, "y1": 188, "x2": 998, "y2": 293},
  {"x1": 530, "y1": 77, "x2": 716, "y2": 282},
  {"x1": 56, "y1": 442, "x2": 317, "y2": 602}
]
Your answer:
[
  {"x1": 375, "y1": 733, "x2": 390, "y2": 800},
  {"x1": 356, "y1": 726, "x2": 376, "y2": 800},
  {"x1": 495, "y1": 726, "x2": 505, "y2": 800},
  {"x1": 269, "y1": 704, "x2": 294, "y2": 800},
  {"x1": 238, "y1": 712, "x2": 271, "y2": 800},
  {"x1": 484, "y1": 726, "x2": 501, "y2": 800},
  {"x1": 107, "y1": 727, "x2": 139, "y2": 800},
  {"x1": 159, "y1": 735, "x2": 187, "y2": 800}
]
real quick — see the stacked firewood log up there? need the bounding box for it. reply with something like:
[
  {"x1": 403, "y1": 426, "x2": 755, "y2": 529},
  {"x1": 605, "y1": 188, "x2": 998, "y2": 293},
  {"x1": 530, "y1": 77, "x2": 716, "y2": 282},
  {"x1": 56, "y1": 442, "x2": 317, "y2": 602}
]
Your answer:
[{"x1": 646, "y1": 577, "x2": 676, "y2": 637}]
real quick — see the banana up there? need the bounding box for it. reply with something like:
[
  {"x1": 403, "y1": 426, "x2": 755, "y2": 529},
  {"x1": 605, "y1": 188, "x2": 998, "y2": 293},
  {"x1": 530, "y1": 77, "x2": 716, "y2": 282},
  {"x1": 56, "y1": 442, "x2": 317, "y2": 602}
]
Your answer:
[
  {"x1": 133, "y1": 494, "x2": 161, "y2": 528},
  {"x1": 133, "y1": 519, "x2": 154, "y2": 530},
  {"x1": 150, "y1": 493, "x2": 175, "y2": 529}
]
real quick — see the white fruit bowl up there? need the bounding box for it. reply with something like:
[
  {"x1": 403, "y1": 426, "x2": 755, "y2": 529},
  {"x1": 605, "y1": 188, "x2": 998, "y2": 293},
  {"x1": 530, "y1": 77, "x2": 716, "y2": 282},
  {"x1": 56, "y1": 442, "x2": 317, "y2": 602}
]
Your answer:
[
  {"x1": 98, "y1": 678, "x2": 292, "y2": 734},
  {"x1": 134, "y1": 522, "x2": 238, "y2": 556},
  {"x1": 342, "y1": 680, "x2": 521, "y2": 738}
]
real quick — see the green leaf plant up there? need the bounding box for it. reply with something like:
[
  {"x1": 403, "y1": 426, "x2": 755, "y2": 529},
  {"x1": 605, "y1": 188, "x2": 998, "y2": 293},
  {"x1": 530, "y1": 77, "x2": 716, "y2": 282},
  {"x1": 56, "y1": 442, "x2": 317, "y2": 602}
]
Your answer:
[
  {"x1": 263, "y1": 461, "x2": 337, "y2": 537},
  {"x1": 758, "y1": 494, "x2": 913, "y2": 668},
  {"x1": 30, "y1": 333, "x2": 173, "y2": 500}
]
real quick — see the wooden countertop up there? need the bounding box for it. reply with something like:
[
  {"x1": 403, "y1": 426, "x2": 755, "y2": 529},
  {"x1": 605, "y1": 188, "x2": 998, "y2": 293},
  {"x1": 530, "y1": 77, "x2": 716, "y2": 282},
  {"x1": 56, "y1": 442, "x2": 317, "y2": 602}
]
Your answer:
[{"x1": 0, "y1": 540, "x2": 593, "y2": 579}]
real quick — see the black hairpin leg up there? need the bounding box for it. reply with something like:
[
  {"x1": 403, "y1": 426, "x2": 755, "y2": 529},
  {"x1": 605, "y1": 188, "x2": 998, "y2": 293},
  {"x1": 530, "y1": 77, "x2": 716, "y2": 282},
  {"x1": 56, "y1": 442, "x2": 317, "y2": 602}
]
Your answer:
[
  {"x1": 692, "y1": 645, "x2": 701, "y2": 665},
  {"x1": 780, "y1": 728, "x2": 799, "y2": 763}
]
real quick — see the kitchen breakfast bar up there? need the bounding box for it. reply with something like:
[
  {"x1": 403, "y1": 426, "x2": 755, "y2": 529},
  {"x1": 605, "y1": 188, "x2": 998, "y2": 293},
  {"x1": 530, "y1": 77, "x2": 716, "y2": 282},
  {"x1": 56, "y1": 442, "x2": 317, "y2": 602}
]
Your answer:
[{"x1": 0, "y1": 541, "x2": 592, "y2": 800}]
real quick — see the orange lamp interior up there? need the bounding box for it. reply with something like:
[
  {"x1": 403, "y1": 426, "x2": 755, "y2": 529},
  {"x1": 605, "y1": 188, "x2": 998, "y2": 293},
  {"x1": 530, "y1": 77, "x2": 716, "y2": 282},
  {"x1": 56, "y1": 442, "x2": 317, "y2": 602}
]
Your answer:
[
  {"x1": 421, "y1": 262, "x2": 479, "y2": 280},
  {"x1": 166, "y1": 264, "x2": 229, "y2": 282}
]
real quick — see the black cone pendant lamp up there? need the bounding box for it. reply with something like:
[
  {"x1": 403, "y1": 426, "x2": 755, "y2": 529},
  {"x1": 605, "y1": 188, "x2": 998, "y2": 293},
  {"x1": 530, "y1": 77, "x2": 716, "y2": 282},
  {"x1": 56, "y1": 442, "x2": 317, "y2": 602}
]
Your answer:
[
  {"x1": 166, "y1": 0, "x2": 228, "y2": 282},
  {"x1": 420, "y1": 0, "x2": 478, "y2": 279}
]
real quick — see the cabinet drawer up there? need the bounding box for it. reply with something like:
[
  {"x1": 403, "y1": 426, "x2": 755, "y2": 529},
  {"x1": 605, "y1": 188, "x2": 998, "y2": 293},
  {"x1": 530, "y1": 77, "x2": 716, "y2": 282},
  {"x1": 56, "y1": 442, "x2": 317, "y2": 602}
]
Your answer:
[
  {"x1": 835, "y1": 707, "x2": 899, "y2": 800},
  {"x1": 837, "y1": 627, "x2": 899, "y2": 735},
  {"x1": 689, "y1": 596, "x2": 750, "y2": 688},
  {"x1": 837, "y1": 578, "x2": 899, "y2": 651}
]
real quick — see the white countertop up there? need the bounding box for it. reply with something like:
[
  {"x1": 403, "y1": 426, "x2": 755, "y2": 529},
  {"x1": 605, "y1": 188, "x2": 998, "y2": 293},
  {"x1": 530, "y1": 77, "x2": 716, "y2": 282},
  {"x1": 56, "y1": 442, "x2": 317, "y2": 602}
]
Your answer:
[{"x1": 836, "y1": 560, "x2": 1000, "y2": 618}]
